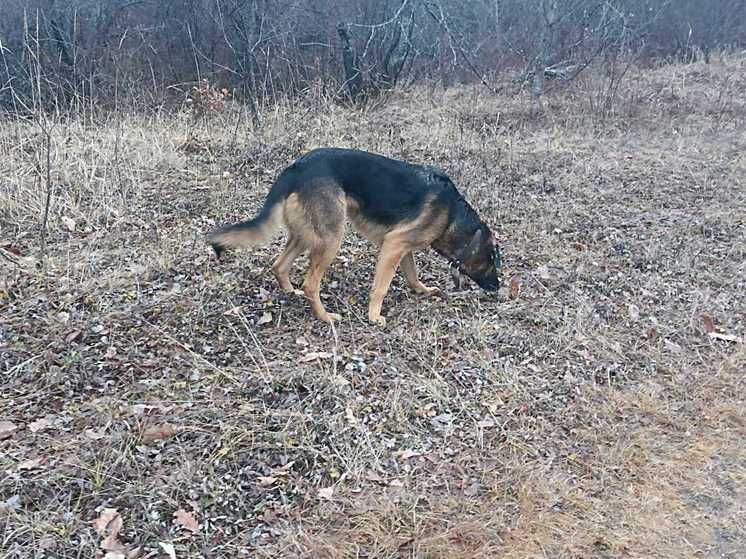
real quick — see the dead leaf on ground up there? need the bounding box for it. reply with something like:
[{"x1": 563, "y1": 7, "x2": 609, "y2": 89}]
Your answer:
[
  {"x1": 299, "y1": 351, "x2": 333, "y2": 362},
  {"x1": 708, "y1": 332, "x2": 742, "y2": 344},
  {"x1": 365, "y1": 470, "x2": 385, "y2": 483},
  {"x1": 463, "y1": 480, "x2": 481, "y2": 496},
  {"x1": 628, "y1": 303, "x2": 640, "y2": 321},
  {"x1": 64, "y1": 329, "x2": 82, "y2": 344},
  {"x1": 257, "y1": 311, "x2": 273, "y2": 325},
  {"x1": 256, "y1": 476, "x2": 277, "y2": 487},
  {"x1": 0, "y1": 495, "x2": 20, "y2": 514},
  {"x1": 317, "y1": 486, "x2": 334, "y2": 500},
  {"x1": 0, "y1": 421, "x2": 18, "y2": 440},
  {"x1": 701, "y1": 314, "x2": 716, "y2": 333},
  {"x1": 93, "y1": 508, "x2": 126, "y2": 552},
  {"x1": 509, "y1": 277, "x2": 521, "y2": 300},
  {"x1": 345, "y1": 405, "x2": 358, "y2": 425},
  {"x1": 159, "y1": 542, "x2": 177, "y2": 559},
  {"x1": 394, "y1": 449, "x2": 422, "y2": 460},
  {"x1": 17, "y1": 457, "x2": 45, "y2": 471},
  {"x1": 223, "y1": 305, "x2": 243, "y2": 316},
  {"x1": 536, "y1": 265, "x2": 552, "y2": 281},
  {"x1": 84, "y1": 428, "x2": 108, "y2": 441},
  {"x1": 142, "y1": 423, "x2": 179, "y2": 443},
  {"x1": 29, "y1": 417, "x2": 52, "y2": 433},
  {"x1": 173, "y1": 509, "x2": 199, "y2": 533},
  {"x1": 61, "y1": 216, "x2": 76, "y2": 232}
]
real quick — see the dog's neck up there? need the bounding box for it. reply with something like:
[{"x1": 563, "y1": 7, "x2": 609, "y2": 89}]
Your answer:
[
  {"x1": 431, "y1": 200, "x2": 480, "y2": 267},
  {"x1": 432, "y1": 226, "x2": 469, "y2": 266}
]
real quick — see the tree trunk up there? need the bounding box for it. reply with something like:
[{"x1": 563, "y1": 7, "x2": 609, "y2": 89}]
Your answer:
[{"x1": 532, "y1": 0, "x2": 558, "y2": 114}]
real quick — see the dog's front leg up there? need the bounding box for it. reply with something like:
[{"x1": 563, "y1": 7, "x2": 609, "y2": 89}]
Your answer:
[
  {"x1": 368, "y1": 242, "x2": 406, "y2": 327},
  {"x1": 400, "y1": 252, "x2": 440, "y2": 296}
]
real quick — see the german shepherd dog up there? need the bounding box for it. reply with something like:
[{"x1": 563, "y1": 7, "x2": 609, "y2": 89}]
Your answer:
[{"x1": 208, "y1": 148, "x2": 500, "y2": 326}]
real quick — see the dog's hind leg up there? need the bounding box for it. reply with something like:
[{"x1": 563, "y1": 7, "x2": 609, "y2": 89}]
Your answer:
[
  {"x1": 302, "y1": 238, "x2": 343, "y2": 322},
  {"x1": 271, "y1": 235, "x2": 303, "y2": 293},
  {"x1": 400, "y1": 252, "x2": 439, "y2": 296},
  {"x1": 291, "y1": 182, "x2": 346, "y2": 323}
]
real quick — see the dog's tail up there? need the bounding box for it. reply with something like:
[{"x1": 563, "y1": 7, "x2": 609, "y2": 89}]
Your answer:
[{"x1": 208, "y1": 175, "x2": 291, "y2": 258}]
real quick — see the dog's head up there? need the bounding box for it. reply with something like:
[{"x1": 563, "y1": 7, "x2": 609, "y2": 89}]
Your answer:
[{"x1": 457, "y1": 226, "x2": 501, "y2": 291}]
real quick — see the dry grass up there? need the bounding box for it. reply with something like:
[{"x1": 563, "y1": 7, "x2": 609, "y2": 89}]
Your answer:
[{"x1": 1, "y1": 53, "x2": 744, "y2": 558}]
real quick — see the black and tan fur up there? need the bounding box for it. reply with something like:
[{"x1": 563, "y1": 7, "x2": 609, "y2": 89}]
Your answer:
[{"x1": 208, "y1": 148, "x2": 501, "y2": 325}]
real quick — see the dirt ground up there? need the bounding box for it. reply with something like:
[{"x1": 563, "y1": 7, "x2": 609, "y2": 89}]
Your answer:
[{"x1": 1, "y1": 54, "x2": 745, "y2": 558}]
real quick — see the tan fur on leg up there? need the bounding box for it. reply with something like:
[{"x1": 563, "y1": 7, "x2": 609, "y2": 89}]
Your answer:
[
  {"x1": 400, "y1": 252, "x2": 439, "y2": 296},
  {"x1": 271, "y1": 236, "x2": 304, "y2": 292},
  {"x1": 368, "y1": 240, "x2": 407, "y2": 327}
]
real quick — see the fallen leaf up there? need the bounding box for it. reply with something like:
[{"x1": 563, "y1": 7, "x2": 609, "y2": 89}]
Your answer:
[
  {"x1": 345, "y1": 405, "x2": 358, "y2": 425},
  {"x1": 173, "y1": 509, "x2": 199, "y2": 533},
  {"x1": 29, "y1": 417, "x2": 52, "y2": 433},
  {"x1": 93, "y1": 508, "x2": 120, "y2": 536},
  {"x1": 628, "y1": 303, "x2": 640, "y2": 321},
  {"x1": 38, "y1": 534, "x2": 56, "y2": 551},
  {"x1": 395, "y1": 449, "x2": 422, "y2": 460},
  {"x1": 0, "y1": 495, "x2": 20, "y2": 514},
  {"x1": 223, "y1": 305, "x2": 243, "y2": 316},
  {"x1": 708, "y1": 332, "x2": 742, "y2": 344},
  {"x1": 276, "y1": 460, "x2": 295, "y2": 474},
  {"x1": 0, "y1": 421, "x2": 18, "y2": 440},
  {"x1": 365, "y1": 470, "x2": 385, "y2": 483},
  {"x1": 93, "y1": 508, "x2": 126, "y2": 552},
  {"x1": 257, "y1": 311, "x2": 273, "y2": 325},
  {"x1": 17, "y1": 457, "x2": 45, "y2": 471},
  {"x1": 84, "y1": 428, "x2": 107, "y2": 441},
  {"x1": 103, "y1": 553, "x2": 126, "y2": 559},
  {"x1": 142, "y1": 423, "x2": 178, "y2": 443},
  {"x1": 61, "y1": 216, "x2": 76, "y2": 232},
  {"x1": 536, "y1": 265, "x2": 552, "y2": 280},
  {"x1": 317, "y1": 486, "x2": 334, "y2": 500},
  {"x1": 64, "y1": 329, "x2": 82, "y2": 344},
  {"x1": 701, "y1": 314, "x2": 716, "y2": 333},
  {"x1": 389, "y1": 479, "x2": 404, "y2": 488},
  {"x1": 159, "y1": 542, "x2": 176, "y2": 559},
  {"x1": 299, "y1": 351, "x2": 333, "y2": 362},
  {"x1": 509, "y1": 277, "x2": 520, "y2": 300},
  {"x1": 330, "y1": 374, "x2": 350, "y2": 387},
  {"x1": 0, "y1": 244, "x2": 22, "y2": 256},
  {"x1": 104, "y1": 346, "x2": 117, "y2": 359},
  {"x1": 256, "y1": 476, "x2": 277, "y2": 487},
  {"x1": 464, "y1": 480, "x2": 481, "y2": 496}
]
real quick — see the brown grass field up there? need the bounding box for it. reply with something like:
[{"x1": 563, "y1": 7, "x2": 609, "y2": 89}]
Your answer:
[{"x1": 1, "y1": 53, "x2": 745, "y2": 558}]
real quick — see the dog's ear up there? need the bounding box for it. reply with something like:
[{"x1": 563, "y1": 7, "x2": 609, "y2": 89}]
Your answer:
[{"x1": 466, "y1": 228, "x2": 483, "y2": 257}]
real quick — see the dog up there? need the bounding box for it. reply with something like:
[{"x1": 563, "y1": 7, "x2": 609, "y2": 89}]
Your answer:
[{"x1": 208, "y1": 148, "x2": 501, "y2": 325}]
